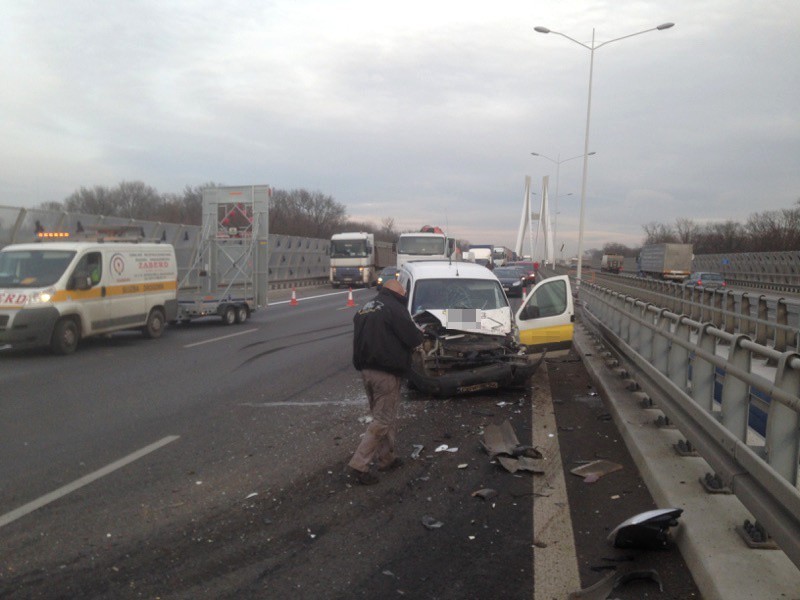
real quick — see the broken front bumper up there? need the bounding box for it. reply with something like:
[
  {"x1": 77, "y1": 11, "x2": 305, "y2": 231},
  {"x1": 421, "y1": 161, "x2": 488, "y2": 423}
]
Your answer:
[{"x1": 409, "y1": 353, "x2": 544, "y2": 397}]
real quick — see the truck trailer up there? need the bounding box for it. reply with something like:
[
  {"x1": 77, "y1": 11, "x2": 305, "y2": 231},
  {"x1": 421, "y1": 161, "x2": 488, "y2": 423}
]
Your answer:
[
  {"x1": 600, "y1": 254, "x2": 624, "y2": 274},
  {"x1": 637, "y1": 243, "x2": 693, "y2": 281},
  {"x1": 176, "y1": 185, "x2": 270, "y2": 324},
  {"x1": 329, "y1": 232, "x2": 396, "y2": 287}
]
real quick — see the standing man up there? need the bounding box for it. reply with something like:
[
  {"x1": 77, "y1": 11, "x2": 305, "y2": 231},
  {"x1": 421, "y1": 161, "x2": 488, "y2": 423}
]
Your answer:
[{"x1": 349, "y1": 279, "x2": 423, "y2": 485}]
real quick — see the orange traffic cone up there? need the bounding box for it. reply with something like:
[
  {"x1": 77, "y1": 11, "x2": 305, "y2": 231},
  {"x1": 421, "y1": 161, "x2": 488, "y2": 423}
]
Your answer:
[
  {"x1": 346, "y1": 287, "x2": 356, "y2": 307},
  {"x1": 290, "y1": 288, "x2": 298, "y2": 306}
]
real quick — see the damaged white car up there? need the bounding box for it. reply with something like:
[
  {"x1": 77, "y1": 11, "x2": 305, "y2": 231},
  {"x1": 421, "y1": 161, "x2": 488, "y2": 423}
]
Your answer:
[{"x1": 397, "y1": 261, "x2": 573, "y2": 397}]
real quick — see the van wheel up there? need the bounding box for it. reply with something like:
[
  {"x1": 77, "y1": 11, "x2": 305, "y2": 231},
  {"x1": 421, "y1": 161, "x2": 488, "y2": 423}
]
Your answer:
[
  {"x1": 143, "y1": 308, "x2": 166, "y2": 339},
  {"x1": 222, "y1": 306, "x2": 236, "y2": 326},
  {"x1": 51, "y1": 318, "x2": 79, "y2": 355},
  {"x1": 235, "y1": 305, "x2": 249, "y2": 324}
]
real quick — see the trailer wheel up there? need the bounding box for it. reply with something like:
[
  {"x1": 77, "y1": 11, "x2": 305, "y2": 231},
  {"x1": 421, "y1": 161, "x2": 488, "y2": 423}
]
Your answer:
[
  {"x1": 51, "y1": 318, "x2": 79, "y2": 355},
  {"x1": 222, "y1": 305, "x2": 236, "y2": 326},
  {"x1": 143, "y1": 307, "x2": 166, "y2": 339},
  {"x1": 235, "y1": 305, "x2": 249, "y2": 324}
]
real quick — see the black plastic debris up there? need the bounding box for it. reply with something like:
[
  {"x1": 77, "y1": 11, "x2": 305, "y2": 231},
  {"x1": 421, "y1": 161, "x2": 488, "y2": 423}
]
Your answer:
[
  {"x1": 421, "y1": 515, "x2": 444, "y2": 530},
  {"x1": 568, "y1": 569, "x2": 663, "y2": 599},
  {"x1": 607, "y1": 508, "x2": 683, "y2": 550}
]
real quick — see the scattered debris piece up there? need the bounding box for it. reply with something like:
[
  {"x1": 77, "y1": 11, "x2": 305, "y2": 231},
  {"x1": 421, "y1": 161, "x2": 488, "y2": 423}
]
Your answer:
[
  {"x1": 421, "y1": 515, "x2": 444, "y2": 530},
  {"x1": 607, "y1": 508, "x2": 683, "y2": 550},
  {"x1": 411, "y1": 445, "x2": 424, "y2": 459},
  {"x1": 471, "y1": 408, "x2": 495, "y2": 417},
  {"x1": 471, "y1": 488, "x2": 498, "y2": 500},
  {"x1": 498, "y1": 455, "x2": 544, "y2": 474},
  {"x1": 245, "y1": 492, "x2": 258, "y2": 499},
  {"x1": 434, "y1": 444, "x2": 458, "y2": 453},
  {"x1": 568, "y1": 569, "x2": 663, "y2": 599},
  {"x1": 358, "y1": 415, "x2": 373, "y2": 424},
  {"x1": 570, "y1": 460, "x2": 623, "y2": 483},
  {"x1": 457, "y1": 463, "x2": 468, "y2": 469}
]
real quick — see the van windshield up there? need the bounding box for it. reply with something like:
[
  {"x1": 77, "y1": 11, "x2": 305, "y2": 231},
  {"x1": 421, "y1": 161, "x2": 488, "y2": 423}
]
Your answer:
[
  {"x1": 0, "y1": 250, "x2": 76, "y2": 288},
  {"x1": 412, "y1": 278, "x2": 508, "y2": 313},
  {"x1": 398, "y1": 236, "x2": 445, "y2": 255}
]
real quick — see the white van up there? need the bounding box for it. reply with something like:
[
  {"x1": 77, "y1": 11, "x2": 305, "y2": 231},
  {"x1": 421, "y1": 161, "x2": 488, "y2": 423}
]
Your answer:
[
  {"x1": 397, "y1": 261, "x2": 573, "y2": 396},
  {"x1": 0, "y1": 241, "x2": 178, "y2": 354}
]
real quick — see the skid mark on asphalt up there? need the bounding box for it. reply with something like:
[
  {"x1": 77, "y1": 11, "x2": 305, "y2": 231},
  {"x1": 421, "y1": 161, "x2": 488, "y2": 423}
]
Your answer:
[
  {"x1": 239, "y1": 324, "x2": 350, "y2": 350},
  {"x1": 235, "y1": 330, "x2": 350, "y2": 369}
]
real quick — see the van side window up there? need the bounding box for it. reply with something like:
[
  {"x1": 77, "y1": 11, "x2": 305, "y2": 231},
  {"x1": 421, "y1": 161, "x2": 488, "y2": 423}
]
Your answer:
[
  {"x1": 73, "y1": 252, "x2": 102, "y2": 287},
  {"x1": 519, "y1": 279, "x2": 567, "y2": 320}
]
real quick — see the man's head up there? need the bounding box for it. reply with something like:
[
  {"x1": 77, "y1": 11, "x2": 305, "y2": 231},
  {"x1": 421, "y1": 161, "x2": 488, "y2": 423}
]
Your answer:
[{"x1": 383, "y1": 279, "x2": 406, "y2": 297}]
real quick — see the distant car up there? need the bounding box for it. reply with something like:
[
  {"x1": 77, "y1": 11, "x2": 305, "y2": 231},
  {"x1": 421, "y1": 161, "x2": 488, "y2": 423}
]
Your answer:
[
  {"x1": 376, "y1": 266, "x2": 399, "y2": 289},
  {"x1": 493, "y1": 266, "x2": 529, "y2": 297},
  {"x1": 506, "y1": 261, "x2": 537, "y2": 286},
  {"x1": 683, "y1": 271, "x2": 726, "y2": 288}
]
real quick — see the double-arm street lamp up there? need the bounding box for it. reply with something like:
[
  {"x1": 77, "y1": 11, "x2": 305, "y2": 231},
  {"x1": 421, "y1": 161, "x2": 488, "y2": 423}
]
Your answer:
[
  {"x1": 531, "y1": 151, "x2": 595, "y2": 260},
  {"x1": 534, "y1": 22, "x2": 674, "y2": 285}
]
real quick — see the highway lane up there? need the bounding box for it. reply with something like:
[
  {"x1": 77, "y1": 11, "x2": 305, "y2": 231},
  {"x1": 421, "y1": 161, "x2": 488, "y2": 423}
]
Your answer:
[{"x1": 0, "y1": 289, "x2": 365, "y2": 554}]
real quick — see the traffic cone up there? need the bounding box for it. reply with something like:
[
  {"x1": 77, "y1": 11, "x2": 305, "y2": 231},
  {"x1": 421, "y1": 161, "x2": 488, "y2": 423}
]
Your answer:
[
  {"x1": 290, "y1": 288, "x2": 298, "y2": 306},
  {"x1": 346, "y1": 287, "x2": 356, "y2": 307}
]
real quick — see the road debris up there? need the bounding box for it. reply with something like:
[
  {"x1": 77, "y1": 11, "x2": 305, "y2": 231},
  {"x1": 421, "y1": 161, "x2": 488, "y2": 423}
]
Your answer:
[
  {"x1": 482, "y1": 419, "x2": 545, "y2": 473},
  {"x1": 471, "y1": 488, "x2": 498, "y2": 500},
  {"x1": 568, "y1": 568, "x2": 663, "y2": 599},
  {"x1": 434, "y1": 444, "x2": 458, "y2": 453},
  {"x1": 421, "y1": 515, "x2": 444, "y2": 530},
  {"x1": 411, "y1": 444, "x2": 424, "y2": 459},
  {"x1": 569, "y1": 459, "x2": 623, "y2": 483},
  {"x1": 607, "y1": 508, "x2": 683, "y2": 550}
]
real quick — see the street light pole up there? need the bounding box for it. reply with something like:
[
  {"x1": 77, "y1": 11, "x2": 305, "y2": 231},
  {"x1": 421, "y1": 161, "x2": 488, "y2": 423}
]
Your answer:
[
  {"x1": 531, "y1": 151, "x2": 594, "y2": 263},
  {"x1": 534, "y1": 22, "x2": 674, "y2": 286}
]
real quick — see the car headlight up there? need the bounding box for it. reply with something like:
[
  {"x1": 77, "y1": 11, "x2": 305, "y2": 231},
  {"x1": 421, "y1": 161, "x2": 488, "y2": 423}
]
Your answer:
[{"x1": 27, "y1": 287, "x2": 56, "y2": 305}]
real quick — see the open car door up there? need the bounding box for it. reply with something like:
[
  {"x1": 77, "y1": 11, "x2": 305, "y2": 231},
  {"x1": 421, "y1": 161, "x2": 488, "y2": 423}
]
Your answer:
[{"x1": 515, "y1": 274, "x2": 574, "y2": 357}]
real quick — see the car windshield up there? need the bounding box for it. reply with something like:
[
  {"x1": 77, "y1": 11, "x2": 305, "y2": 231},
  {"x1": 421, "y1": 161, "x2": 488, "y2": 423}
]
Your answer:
[
  {"x1": 0, "y1": 249, "x2": 75, "y2": 288},
  {"x1": 330, "y1": 239, "x2": 368, "y2": 258},
  {"x1": 412, "y1": 278, "x2": 508, "y2": 312}
]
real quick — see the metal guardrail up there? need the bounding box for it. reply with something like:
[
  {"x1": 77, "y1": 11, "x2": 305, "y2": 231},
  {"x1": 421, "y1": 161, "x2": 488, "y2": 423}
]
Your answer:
[{"x1": 578, "y1": 280, "x2": 800, "y2": 570}]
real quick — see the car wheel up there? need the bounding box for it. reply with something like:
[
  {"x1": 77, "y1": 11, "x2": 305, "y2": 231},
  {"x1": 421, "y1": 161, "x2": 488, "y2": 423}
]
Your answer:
[
  {"x1": 51, "y1": 318, "x2": 79, "y2": 355},
  {"x1": 235, "y1": 305, "x2": 249, "y2": 324},
  {"x1": 221, "y1": 305, "x2": 236, "y2": 326},
  {"x1": 143, "y1": 307, "x2": 166, "y2": 339}
]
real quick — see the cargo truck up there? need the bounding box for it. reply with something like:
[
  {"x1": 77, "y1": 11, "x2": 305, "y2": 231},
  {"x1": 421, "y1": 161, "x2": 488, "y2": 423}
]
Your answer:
[
  {"x1": 176, "y1": 185, "x2": 269, "y2": 324},
  {"x1": 600, "y1": 254, "x2": 624, "y2": 274},
  {"x1": 637, "y1": 243, "x2": 693, "y2": 281},
  {"x1": 469, "y1": 244, "x2": 495, "y2": 269},
  {"x1": 396, "y1": 226, "x2": 460, "y2": 268},
  {"x1": 329, "y1": 232, "x2": 396, "y2": 287}
]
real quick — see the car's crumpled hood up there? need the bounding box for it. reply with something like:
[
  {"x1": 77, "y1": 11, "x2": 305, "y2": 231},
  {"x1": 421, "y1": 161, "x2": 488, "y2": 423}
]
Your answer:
[{"x1": 418, "y1": 307, "x2": 512, "y2": 336}]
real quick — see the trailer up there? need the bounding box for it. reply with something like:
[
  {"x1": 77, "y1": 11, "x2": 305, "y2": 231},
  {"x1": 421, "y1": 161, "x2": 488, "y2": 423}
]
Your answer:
[
  {"x1": 176, "y1": 185, "x2": 270, "y2": 324},
  {"x1": 601, "y1": 254, "x2": 624, "y2": 274},
  {"x1": 637, "y1": 243, "x2": 693, "y2": 281}
]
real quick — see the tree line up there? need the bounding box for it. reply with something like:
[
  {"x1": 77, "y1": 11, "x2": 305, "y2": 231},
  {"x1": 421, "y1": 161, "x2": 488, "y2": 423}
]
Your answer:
[
  {"x1": 591, "y1": 199, "x2": 800, "y2": 259},
  {"x1": 36, "y1": 181, "x2": 401, "y2": 243}
]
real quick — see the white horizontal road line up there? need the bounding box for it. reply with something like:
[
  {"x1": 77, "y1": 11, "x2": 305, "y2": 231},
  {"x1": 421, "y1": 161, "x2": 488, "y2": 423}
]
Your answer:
[
  {"x1": 183, "y1": 328, "x2": 258, "y2": 348},
  {"x1": 0, "y1": 435, "x2": 180, "y2": 529}
]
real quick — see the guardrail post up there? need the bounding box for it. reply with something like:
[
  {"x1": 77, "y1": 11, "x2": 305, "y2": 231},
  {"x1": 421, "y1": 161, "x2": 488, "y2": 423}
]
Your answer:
[
  {"x1": 693, "y1": 324, "x2": 717, "y2": 412},
  {"x1": 620, "y1": 297, "x2": 632, "y2": 344},
  {"x1": 719, "y1": 334, "x2": 752, "y2": 443},
  {"x1": 652, "y1": 308, "x2": 670, "y2": 374},
  {"x1": 765, "y1": 352, "x2": 800, "y2": 486},
  {"x1": 772, "y1": 298, "x2": 789, "y2": 354},
  {"x1": 639, "y1": 303, "x2": 656, "y2": 362},
  {"x1": 722, "y1": 290, "x2": 737, "y2": 334},
  {"x1": 740, "y1": 293, "x2": 754, "y2": 338},
  {"x1": 755, "y1": 295, "x2": 769, "y2": 346},
  {"x1": 701, "y1": 288, "x2": 712, "y2": 323},
  {"x1": 711, "y1": 290, "x2": 724, "y2": 328},
  {"x1": 690, "y1": 287, "x2": 701, "y2": 321},
  {"x1": 669, "y1": 316, "x2": 691, "y2": 391}
]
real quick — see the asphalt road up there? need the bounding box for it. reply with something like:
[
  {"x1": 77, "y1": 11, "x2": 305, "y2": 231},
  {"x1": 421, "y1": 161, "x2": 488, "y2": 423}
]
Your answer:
[{"x1": 0, "y1": 285, "x2": 699, "y2": 599}]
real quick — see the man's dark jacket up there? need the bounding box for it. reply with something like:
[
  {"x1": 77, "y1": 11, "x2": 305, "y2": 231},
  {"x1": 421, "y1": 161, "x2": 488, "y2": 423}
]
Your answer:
[{"x1": 353, "y1": 287, "x2": 424, "y2": 375}]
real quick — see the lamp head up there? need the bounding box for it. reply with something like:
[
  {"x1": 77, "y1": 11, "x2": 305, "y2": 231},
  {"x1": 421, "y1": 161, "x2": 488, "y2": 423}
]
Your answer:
[
  {"x1": 534, "y1": 26, "x2": 550, "y2": 34},
  {"x1": 656, "y1": 22, "x2": 675, "y2": 30}
]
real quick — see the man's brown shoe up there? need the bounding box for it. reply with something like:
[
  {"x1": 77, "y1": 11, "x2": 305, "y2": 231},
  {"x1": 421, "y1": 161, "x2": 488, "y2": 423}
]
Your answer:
[
  {"x1": 378, "y1": 458, "x2": 404, "y2": 472},
  {"x1": 350, "y1": 468, "x2": 379, "y2": 485}
]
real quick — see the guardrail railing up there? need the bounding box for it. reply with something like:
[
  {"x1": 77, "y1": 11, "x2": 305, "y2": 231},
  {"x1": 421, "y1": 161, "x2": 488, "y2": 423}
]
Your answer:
[{"x1": 579, "y1": 280, "x2": 800, "y2": 570}]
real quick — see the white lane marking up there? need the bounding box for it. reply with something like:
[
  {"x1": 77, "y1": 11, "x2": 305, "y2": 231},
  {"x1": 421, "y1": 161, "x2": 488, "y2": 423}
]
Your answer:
[
  {"x1": 183, "y1": 328, "x2": 258, "y2": 348},
  {"x1": 270, "y1": 288, "x2": 369, "y2": 306},
  {"x1": 241, "y1": 399, "x2": 364, "y2": 407},
  {"x1": 0, "y1": 435, "x2": 180, "y2": 529}
]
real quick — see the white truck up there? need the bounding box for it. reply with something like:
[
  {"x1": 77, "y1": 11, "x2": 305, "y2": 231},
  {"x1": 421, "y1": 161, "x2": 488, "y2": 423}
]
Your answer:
[
  {"x1": 468, "y1": 245, "x2": 494, "y2": 269},
  {"x1": 637, "y1": 243, "x2": 693, "y2": 281},
  {"x1": 0, "y1": 229, "x2": 178, "y2": 354},
  {"x1": 176, "y1": 185, "x2": 270, "y2": 324},
  {"x1": 329, "y1": 232, "x2": 396, "y2": 288},
  {"x1": 397, "y1": 226, "x2": 460, "y2": 268}
]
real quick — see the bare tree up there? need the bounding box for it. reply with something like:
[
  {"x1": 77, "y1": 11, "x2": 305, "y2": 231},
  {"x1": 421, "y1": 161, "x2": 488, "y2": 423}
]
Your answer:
[
  {"x1": 675, "y1": 218, "x2": 699, "y2": 244},
  {"x1": 642, "y1": 222, "x2": 677, "y2": 244}
]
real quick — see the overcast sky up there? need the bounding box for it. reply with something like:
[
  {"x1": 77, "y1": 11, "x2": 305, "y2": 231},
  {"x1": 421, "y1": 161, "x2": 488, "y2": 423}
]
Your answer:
[{"x1": 2, "y1": 0, "x2": 799, "y2": 257}]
